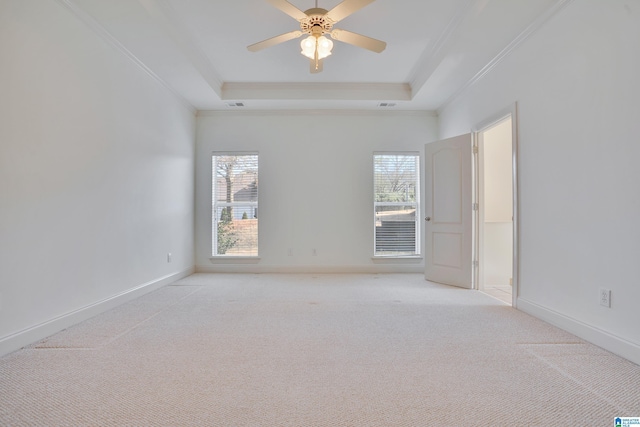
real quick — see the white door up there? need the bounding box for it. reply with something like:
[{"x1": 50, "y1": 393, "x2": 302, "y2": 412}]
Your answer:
[{"x1": 424, "y1": 134, "x2": 473, "y2": 288}]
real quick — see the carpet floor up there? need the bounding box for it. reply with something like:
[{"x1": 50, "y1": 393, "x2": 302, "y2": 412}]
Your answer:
[{"x1": 1, "y1": 274, "x2": 638, "y2": 426}]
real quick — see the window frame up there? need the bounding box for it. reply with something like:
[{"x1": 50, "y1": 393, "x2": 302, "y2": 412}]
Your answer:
[
  {"x1": 211, "y1": 152, "x2": 259, "y2": 258},
  {"x1": 373, "y1": 151, "x2": 421, "y2": 258}
]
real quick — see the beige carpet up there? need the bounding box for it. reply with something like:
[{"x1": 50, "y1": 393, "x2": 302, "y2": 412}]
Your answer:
[{"x1": 1, "y1": 274, "x2": 638, "y2": 426}]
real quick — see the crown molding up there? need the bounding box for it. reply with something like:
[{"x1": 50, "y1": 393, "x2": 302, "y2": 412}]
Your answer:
[
  {"x1": 197, "y1": 109, "x2": 437, "y2": 118},
  {"x1": 221, "y1": 82, "x2": 412, "y2": 101},
  {"x1": 407, "y1": 0, "x2": 477, "y2": 94},
  {"x1": 135, "y1": 0, "x2": 224, "y2": 97},
  {"x1": 439, "y1": 0, "x2": 576, "y2": 113},
  {"x1": 54, "y1": 0, "x2": 196, "y2": 114}
]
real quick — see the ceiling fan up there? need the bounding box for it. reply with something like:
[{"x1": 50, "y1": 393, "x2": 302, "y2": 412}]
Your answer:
[{"x1": 247, "y1": 0, "x2": 387, "y2": 73}]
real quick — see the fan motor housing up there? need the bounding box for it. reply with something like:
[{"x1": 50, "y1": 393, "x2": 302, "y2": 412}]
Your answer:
[{"x1": 300, "y1": 8, "x2": 333, "y2": 34}]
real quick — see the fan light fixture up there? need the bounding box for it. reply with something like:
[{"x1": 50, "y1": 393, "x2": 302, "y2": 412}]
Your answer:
[
  {"x1": 247, "y1": 0, "x2": 387, "y2": 73},
  {"x1": 300, "y1": 35, "x2": 333, "y2": 60}
]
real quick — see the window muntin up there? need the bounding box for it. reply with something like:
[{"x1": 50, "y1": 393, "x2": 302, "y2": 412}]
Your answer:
[
  {"x1": 212, "y1": 153, "x2": 258, "y2": 256},
  {"x1": 374, "y1": 153, "x2": 420, "y2": 256}
]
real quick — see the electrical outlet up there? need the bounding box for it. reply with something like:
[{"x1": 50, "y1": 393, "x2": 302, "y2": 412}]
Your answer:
[
  {"x1": 312, "y1": 248, "x2": 317, "y2": 256},
  {"x1": 599, "y1": 288, "x2": 611, "y2": 308},
  {"x1": 167, "y1": 253, "x2": 172, "y2": 263}
]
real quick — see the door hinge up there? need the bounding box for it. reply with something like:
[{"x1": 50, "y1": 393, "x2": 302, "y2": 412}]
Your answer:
[
  {"x1": 473, "y1": 145, "x2": 478, "y2": 154},
  {"x1": 473, "y1": 260, "x2": 479, "y2": 268},
  {"x1": 473, "y1": 203, "x2": 479, "y2": 211}
]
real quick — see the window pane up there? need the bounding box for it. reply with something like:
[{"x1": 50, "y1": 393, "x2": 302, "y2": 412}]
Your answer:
[
  {"x1": 375, "y1": 205, "x2": 416, "y2": 255},
  {"x1": 212, "y1": 154, "x2": 258, "y2": 256},
  {"x1": 374, "y1": 155, "x2": 418, "y2": 203},
  {"x1": 374, "y1": 154, "x2": 420, "y2": 256}
]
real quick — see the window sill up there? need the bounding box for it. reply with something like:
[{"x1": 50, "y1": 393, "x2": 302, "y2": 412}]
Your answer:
[
  {"x1": 209, "y1": 257, "x2": 261, "y2": 264},
  {"x1": 371, "y1": 256, "x2": 423, "y2": 264}
]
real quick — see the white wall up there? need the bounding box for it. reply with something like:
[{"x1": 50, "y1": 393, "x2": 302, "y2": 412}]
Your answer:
[
  {"x1": 483, "y1": 118, "x2": 513, "y2": 223},
  {"x1": 0, "y1": 0, "x2": 195, "y2": 356},
  {"x1": 195, "y1": 111, "x2": 437, "y2": 273},
  {"x1": 439, "y1": 0, "x2": 640, "y2": 363},
  {"x1": 483, "y1": 223, "x2": 512, "y2": 286}
]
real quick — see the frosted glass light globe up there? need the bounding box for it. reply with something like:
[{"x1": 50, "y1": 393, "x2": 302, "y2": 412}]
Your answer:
[
  {"x1": 316, "y1": 36, "x2": 333, "y2": 59},
  {"x1": 300, "y1": 36, "x2": 316, "y2": 59}
]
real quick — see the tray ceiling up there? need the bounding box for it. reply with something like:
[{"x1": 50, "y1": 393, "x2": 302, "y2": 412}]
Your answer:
[{"x1": 60, "y1": 0, "x2": 570, "y2": 111}]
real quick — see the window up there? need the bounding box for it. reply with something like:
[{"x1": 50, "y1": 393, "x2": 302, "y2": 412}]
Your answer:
[
  {"x1": 212, "y1": 153, "x2": 258, "y2": 256},
  {"x1": 374, "y1": 153, "x2": 420, "y2": 256}
]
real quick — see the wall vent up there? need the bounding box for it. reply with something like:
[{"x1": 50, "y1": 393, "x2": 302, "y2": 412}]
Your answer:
[
  {"x1": 226, "y1": 102, "x2": 245, "y2": 107},
  {"x1": 377, "y1": 102, "x2": 397, "y2": 108}
]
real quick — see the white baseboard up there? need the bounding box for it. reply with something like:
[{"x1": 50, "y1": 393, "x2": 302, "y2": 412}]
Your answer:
[
  {"x1": 195, "y1": 264, "x2": 424, "y2": 274},
  {"x1": 0, "y1": 267, "x2": 194, "y2": 358},
  {"x1": 517, "y1": 298, "x2": 640, "y2": 366}
]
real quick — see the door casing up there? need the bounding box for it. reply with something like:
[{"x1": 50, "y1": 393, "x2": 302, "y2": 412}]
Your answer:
[{"x1": 472, "y1": 103, "x2": 519, "y2": 307}]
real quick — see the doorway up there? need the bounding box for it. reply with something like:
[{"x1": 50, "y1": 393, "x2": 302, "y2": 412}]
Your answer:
[
  {"x1": 424, "y1": 106, "x2": 518, "y2": 304},
  {"x1": 474, "y1": 112, "x2": 516, "y2": 306}
]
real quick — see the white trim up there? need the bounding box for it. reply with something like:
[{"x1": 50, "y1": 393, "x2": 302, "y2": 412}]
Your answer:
[
  {"x1": 373, "y1": 153, "x2": 421, "y2": 258},
  {"x1": 198, "y1": 110, "x2": 437, "y2": 117},
  {"x1": 221, "y1": 82, "x2": 412, "y2": 101},
  {"x1": 222, "y1": 82, "x2": 411, "y2": 92},
  {"x1": 517, "y1": 298, "x2": 640, "y2": 366},
  {"x1": 0, "y1": 267, "x2": 194, "y2": 358},
  {"x1": 211, "y1": 153, "x2": 259, "y2": 257},
  {"x1": 511, "y1": 104, "x2": 520, "y2": 309},
  {"x1": 373, "y1": 150, "x2": 422, "y2": 156},
  {"x1": 472, "y1": 104, "x2": 517, "y2": 134},
  {"x1": 134, "y1": 0, "x2": 224, "y2": 97},
  {"x1": 408, "y1": 0, "x2": 476, "y2": 93},
  {"x1": 371, "y1": 257, "x2": 423, "y2": 264},
  {"x1": 196, "y1": 264, "x2": 424, "y2": 274},
  {"x1": 472, "y1": 103, "x2": 519, "y2": 307},
  {"x1": 53, "y1": 0, "x2": 196, "y2": 114},
  {"x1": 209, "y1": 257, "x2": 261, "y2": 264},
  {"x1": 439, "y1": 0, "x2": 575, "y2": 113}
]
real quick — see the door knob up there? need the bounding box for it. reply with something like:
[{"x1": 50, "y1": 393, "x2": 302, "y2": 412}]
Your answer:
[{"x1": 425, "y1": 217, "x2": 431, "y2": 221}]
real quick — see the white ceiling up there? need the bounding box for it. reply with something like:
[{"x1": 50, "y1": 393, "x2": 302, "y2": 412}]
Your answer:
[{"x1": 63, "y1": 0, "x2": 567, "y2": 111}]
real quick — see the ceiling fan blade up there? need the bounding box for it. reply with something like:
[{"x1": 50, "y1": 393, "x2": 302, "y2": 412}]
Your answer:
[
  {"x1": 247, "y1": 30, "x2": 303, "y2": 52},
  {"x1": 310, "y1": 58, "x2": 324, "y2": 73},
  {"x1": 266, "y1": 0, "x2": 308, "y2": 21},
  {"x1": 325, "y1": 0, "x2": 375, "y2": 23},
  {"x1": 330, "y1": 29, "x2": 386, "y2": 53}
]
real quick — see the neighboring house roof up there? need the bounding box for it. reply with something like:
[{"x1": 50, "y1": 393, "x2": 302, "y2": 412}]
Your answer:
[{"x1": 233, "y1": 185, "x2": 257, "y2": 202}]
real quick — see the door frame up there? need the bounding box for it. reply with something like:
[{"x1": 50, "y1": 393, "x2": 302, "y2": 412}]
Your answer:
[{"x1": 472, "y1": 103, "x2": 519, "y2": 307}]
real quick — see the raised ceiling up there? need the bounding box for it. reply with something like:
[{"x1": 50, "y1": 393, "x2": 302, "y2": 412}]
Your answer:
[{"x1": 61, "y1": 0, "x2": 570, "y2": 111}]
